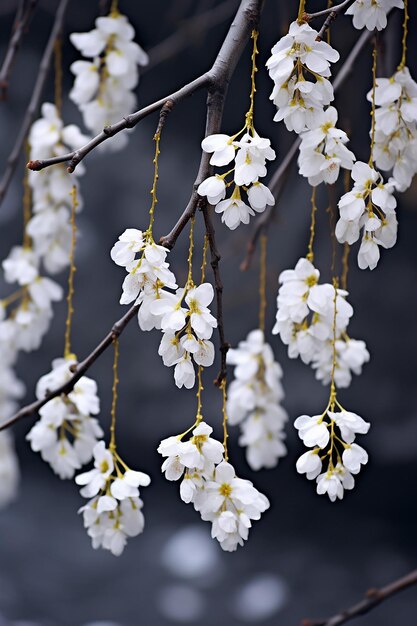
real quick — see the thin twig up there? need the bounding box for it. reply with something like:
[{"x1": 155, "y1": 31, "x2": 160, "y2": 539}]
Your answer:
[
  {"x1": 0, "y1": 0, "x2": 70, "y2": 206},
  {"x1": 144, "y1": 0, "x2": 239, "y2": 72},
  {"x1": 0, "y1": 0, "x2": 263, "y2": 431},
  {"x1": 240, "y1": 25, "x2": 380, "y2": 271},
  {"x1": 302, "y1": 568, "x2": 417, "y2": 626},
  {"x1": 305, "y1": 0, "x2": 356, "y2": 20},
  {"x1": 0, "y1": 0, "x2": 40, "y2": 99}
]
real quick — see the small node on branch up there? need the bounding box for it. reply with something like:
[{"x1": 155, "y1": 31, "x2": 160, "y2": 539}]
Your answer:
[{"x1": 27, "y1": 160, "x2": 43, "y2": 171}]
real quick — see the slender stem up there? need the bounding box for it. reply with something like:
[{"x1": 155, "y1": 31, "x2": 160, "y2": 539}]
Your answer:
[
  {"x1": 369, "y1": 39, "x2": 378, "y2": 165},
  {"x1": 195, "y1": 365, "x2": 204, "y2": 421},
  {"x1": 258, "y1": 233, "x2": 267, "y2": 333},
  {"x1": 220, "y1": 379, "x2": 229, "y2": 461},
  {"x1": 341, "y1": 244, "x2": 350, "y2": 291},
  {"x1": 186, "y1": 215, "x2": 195, "y2": 288},
  {"x1": 329, "y1": 277, "x2": 339, "y2": 403},
  {"x1": 306, "y1": 186, "x2": 318, "y2": 263},
  {"x1": 245, "y1": 29, "x2": 259, "y2": 132},
  {"x1": 109, "y1": 337, "x2": 120, "y2": 452},
  {"x1": 397, "y1": 0, "x2": 408, "y2": 70},
  {"x1": 200, "y1": 234, "x2": 209, "y2": 284},
  {"x1": 64, "y1": 186, "x2": 78, "y2": 359},
  {"x1": 147, "y1": 132, "x2": 161, "y2": 238}
]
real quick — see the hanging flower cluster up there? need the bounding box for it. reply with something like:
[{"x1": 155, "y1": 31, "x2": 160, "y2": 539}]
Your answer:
[
  {"x1": 198, "y1": 31, "x2": 276, "y2": 230},
  {"x1": 76, "y1": 441, "x2": 151, "y2": 556},
  {"x1": 226, "y1": 329, "x2": 288, "y2": 470},
  {"x1": 266, "y1": 21, "x2": 339, "y2": 134},
  {"x1": 158, "y1": 421, "x2": 269, "y2": 552},
  {"x1": 295, "y1": 401, "x2": 370, "y2": 501},
  {"x1": 26, "y1": 357, "x2": 103, "y2": 479},
  {"x1": 298, "y1": 106, "x2": 355, "y2": 185},
  {"x1": 111, "y1": 228, "x2": 217, "y2": 389},
  {"x1": 335, "y1": 161, "x2": 397, "y2": 270},
  {"x1": 70, "y1": 8, "x2": 148, "y2": 149},
  {"x1": 0, "y1": 432, "x2": 19, "y2": 509},
  {"x1": 198, "y1": 132, "x2": 276, "y2": 230},
  {"x1": 294, "y1": 279, "x2": 371, "y2": 501},
  {"x1": 27, "y1": 103, "x2": 89, "y2": 274},
  {"x1": 346, "y1": 0, "x2": 404, "y2": 31},
  {"x1": 369, "y1": 67, "x2": 417, "y2": 192},
  {"x1": 272, "y1": 257, "x2": 369, "y2": 388}
]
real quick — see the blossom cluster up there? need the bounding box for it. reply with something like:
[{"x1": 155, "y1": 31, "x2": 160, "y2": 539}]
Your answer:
[
  {"x1": 158, "y1": 422, "x2": 269, "y2": 551},
  {"x1": 346, "y1": 0, "x2": 404, "y2": 32},
  {"x1": 0, "y1": 102, "x2": 87, "y2": 500},
  {"x1": 267, "y1": 21, "x2": 339, "y2": 134},
  {"x1": 76, "y1": 441, "x2": 151, "y2": 556},
  {"x1": 0, "y1": 432, "x2": 19, "y2": 509},
  {"x1": 27, "y1": 103, "x2": 88, "y2": 274},
  {"x1": 298, "y1": 106, "x2": 355, "y2": 186},
  {"x1": 295, "y1": 405, "x2": 370, "y2": 501},
  {"x1": 226, "y1": 329, "x2": 288, "y2": 470},
  {"x1": 336, "y1": 161, "x2": 397, "y2": 270},
  {"x1": 70, "y1": 10, "x2": 148, "y2": 149},
  {"x1": 111, "y1": 229, "x2": 217, "y2": 389},
  {"x1": 272, "y1": 258, "x2": 369, "y2": 388},
  {"x1": 26, "y1": 357, "x2": 103, "y2": 479},
  {"x1": 266, "y1": 20, "x2": 357, "y2": 188},
  {"x1": 197, "y1": 132, "x2": 276, "y2": 230},
  {"x1": 370, "y1": 67, "x2": 417, "y2": 192}
]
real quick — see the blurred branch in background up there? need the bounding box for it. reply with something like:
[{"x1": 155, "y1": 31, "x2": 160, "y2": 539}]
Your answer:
[
  {"x1": 0, "y1": 0, "x2": 69, "y2": 206},
  {"x1": 302, "y1": 568, "x2": 417, "y2": 626},
  {"x1": 0, "y1": 0, "x2": 40, "y2": 100},
  {"x1": 144, "y1": 0, "x2": 239, "y2": 71}
]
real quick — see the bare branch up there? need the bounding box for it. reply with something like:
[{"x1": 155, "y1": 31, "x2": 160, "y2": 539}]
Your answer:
[
  {"x1": 0, "y1": 0, "x2": 70, "y2": 206},
  {"x1": 0, "y1": 0, "x2": 40, "y2": 100},
  {"x1": 27, "y1": 73, "x2": 211, "y2": 174},
  {"x1": 0, "y1": 0, "x2": 263, "y2": 432},
  {"x1": 305, "y1": 0, "x2": 356, "y2": 21},
  {"x1": 241, "y1": 25, "x2": 378, "y2": 271},
  {"x1": 144, "y1": 0, "x2": 240, "y2": 72},
  {"x1": 302, "y1": 568, "x2": 417, "y2": 626},
  {"x1": 27, "y1": 0, "x2": 262, "y2": 175}
]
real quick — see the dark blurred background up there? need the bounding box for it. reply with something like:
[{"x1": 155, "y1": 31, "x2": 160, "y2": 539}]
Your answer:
[{"x1": 1, "y1": 1, "x2": 417, "y2": 625}]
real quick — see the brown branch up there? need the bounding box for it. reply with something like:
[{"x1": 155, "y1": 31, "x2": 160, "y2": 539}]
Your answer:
[
  {"x1": 302, "y1": 568, "x2": 417, "y2": 626},
  {"x1": 0, "y1": 0, "x2": 40, "y2": 100},
  {"x1": 0, "y1": 0, "x2": 70, "y2": 206},
  {"x1": 305, "y1": 0, "x2": 356, "y2": 21},
  {"x1": 202, "y1": 200, "x2": 230, "y2": 385},
  {"x1": 240, "y1": 24, "x2": 379, "y2": 271},
  {"x1": 0, "y1": 0, "x2": 263, "y2": 432}
]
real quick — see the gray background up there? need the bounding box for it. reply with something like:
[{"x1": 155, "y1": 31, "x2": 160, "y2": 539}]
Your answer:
[{"x1": 0, "y1": 1, "x2": 417, "y2": 625}]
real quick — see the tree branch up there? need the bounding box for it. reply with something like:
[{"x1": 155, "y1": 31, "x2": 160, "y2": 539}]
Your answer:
[
  {"x1": 0, "y1": 0, "x2": 70, "y2": 206},
  {"x1": 0, "y1": 0, "x2": 263, "y2": 432},
  {"x1": 305, "y1": 0, "x2": 356, "y2": 21},
  {"x1": 302, "y1": 568, "x2": 417, "y2": 626},
  {"x1": 27, "y1": 0, "x2": 261, "y2": 175},
  {"x1": 0, "y1": 0, "x2": 40, "y2": 100},
  {"x1": 240, "y1": 24, "x2": 379, "y2": 271}
]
